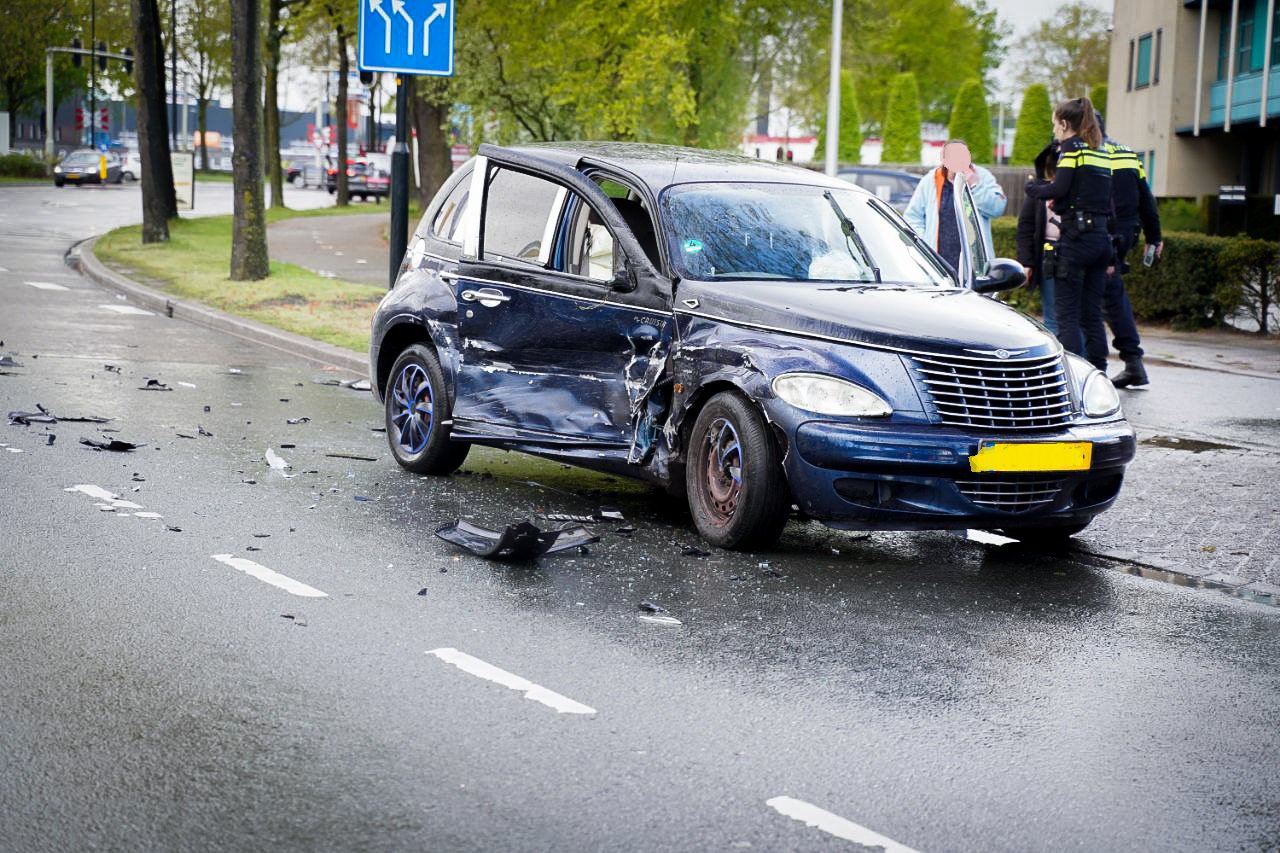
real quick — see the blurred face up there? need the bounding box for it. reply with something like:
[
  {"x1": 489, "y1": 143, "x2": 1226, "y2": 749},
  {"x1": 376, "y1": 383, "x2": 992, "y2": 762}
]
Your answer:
[{"x1": 941, "y1": 142, "x2": 972, "y2": 175}]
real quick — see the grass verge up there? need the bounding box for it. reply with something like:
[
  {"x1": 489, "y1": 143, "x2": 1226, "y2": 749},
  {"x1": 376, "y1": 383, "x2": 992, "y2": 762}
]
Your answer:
[{"x1": 95, "y1": 208, "x2": 384, "y2": 352}]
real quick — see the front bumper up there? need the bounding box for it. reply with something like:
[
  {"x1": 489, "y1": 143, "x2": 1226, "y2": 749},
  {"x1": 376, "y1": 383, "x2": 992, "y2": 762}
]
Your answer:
[{"x1": 785, "y1": 419, "x2": 1136, "y2": 531}]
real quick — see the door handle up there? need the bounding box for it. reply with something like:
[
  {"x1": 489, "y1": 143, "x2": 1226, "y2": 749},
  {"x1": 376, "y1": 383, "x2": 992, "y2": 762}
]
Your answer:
[{"x1": 460, "y1": 287, "x2": 511, "y2": 308}]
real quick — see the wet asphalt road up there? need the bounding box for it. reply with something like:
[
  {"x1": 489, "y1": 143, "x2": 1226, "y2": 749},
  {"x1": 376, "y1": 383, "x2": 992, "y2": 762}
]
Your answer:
[{"x1": 2, "y1": 185, "x2": 1279, "y2": 852}]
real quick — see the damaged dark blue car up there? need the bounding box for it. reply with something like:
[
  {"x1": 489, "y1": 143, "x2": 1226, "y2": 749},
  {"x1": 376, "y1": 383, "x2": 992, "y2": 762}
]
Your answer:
[{"x1": 370, "y1": 143, "x2": 1135, "y2": 550}]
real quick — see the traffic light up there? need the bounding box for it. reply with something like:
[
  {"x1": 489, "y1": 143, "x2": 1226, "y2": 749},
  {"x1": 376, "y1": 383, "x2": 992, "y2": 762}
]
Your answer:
[
  {"x1": 97, "y1": 42, "x2": 107, "y2": 72},
  {"x1": 359, "y1": 70, "x2": 374, "y2": 86},
  {"x1": 121, "y1": 47, "x2": 133, "y2": 75},
  {"x1": 98, "y1": 107, "x2": 109, "y2": 132},
  {"x1": 75, "y1": 107, "x2": 85, "y2": 131},
  {"x1": 71, "y1": 38, "x2": 82, "y2": 67}
]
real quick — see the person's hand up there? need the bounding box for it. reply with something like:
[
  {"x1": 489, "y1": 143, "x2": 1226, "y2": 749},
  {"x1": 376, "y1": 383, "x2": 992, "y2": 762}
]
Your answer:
[
  {"x1": 964, "y1": 166, "x2": 979, "y2": 187},
  {"x1": 1155, "y1": 240, "x2": 1164, "y2": 258},
  {"x1": 1106, "y1": 265, "x2": 1116, "y2": 276},
  {"x1": 1023, "y1": 266, "x2": 1033, "y2": 282}
]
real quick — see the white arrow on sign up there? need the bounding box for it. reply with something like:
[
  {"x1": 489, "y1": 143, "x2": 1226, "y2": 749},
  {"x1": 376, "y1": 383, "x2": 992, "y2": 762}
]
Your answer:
[
  {"x1": 422, "y1": 2, "x2": 447, "y2": 57},
  {"x1": 368, "y1": 0, "x2": 393, "y2": 53},
  {"x1": 391, "y1": 0, "x2": 415, "y2": 55}
]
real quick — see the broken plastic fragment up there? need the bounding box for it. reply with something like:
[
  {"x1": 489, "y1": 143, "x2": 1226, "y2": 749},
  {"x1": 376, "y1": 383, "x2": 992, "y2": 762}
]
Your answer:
[
  {"x1": 265, "y1": 447, "x2": 291, "y2": 470},
  {"x1": 681, "y1": 545, "x2": 711, "y2": 558},
  {"x1": 596, "y1": 507, "x2": 626, "y2": 522},
  {"x1": 138, "y1": 378, "x2": 171, "y2": 391},
  {"x1": 546, "y1": 513, "x2": 596, "y2": 524},
  {"x1": 325, "y1": 452, "x2": 377, "y2": 461},
  {"x1": 0, "y1": 356, "x2": 23, "y2": 368},
  {"x1": 104, "y1": 364, "x2": 121, "y2": 373},
  {"x1": 80, "y1": 437, "x2": 138, "y2": 452},
  {"x1": 638, "y1": 600, "x2": 668, "y2": 614},
  {"x1": 198, "y1": 425, "x2": 213, "y2": 437},
  {"x1": 286, "y1": 417, "x2": 310, "y2": 425},
  {"x1": 8, "y1": 410, "x2": 57, "y2": 425},
  {"x1": 435, "y1": 519, "x2": 599, "y2": 561},
  {"x1": 639, "y1": 614, "x2": 682, "y2": 627}
]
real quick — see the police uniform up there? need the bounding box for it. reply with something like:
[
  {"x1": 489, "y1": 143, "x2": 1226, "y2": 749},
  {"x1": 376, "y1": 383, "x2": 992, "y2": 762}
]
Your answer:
[
  {"x1": 1103, "y1": 139, "x2": 1161, "y2": 386},
  {"x1": 1024, "y1": 135, "x2": 1114, "y2": 371}
]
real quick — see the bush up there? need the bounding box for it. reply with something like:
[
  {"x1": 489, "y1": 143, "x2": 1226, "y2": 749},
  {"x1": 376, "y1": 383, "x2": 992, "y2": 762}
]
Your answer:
[
  {"x1": 0, "y1": 151, "x2": 48, "y2": 179},
  {"x1": 1216, "y1": 237, "x2": 1279, "y2": 333},
  {"x1": 817, "y1": 70, "x2": 864, "y2": 164},
  {"x1": 1157, "y1": 198, "x2": 1203, "y2": 233},
  {"x1": 1010, "y1": 84, "x2": 1052, "y2": 166},
  {"x1": 882, "y1": 73, "x2": 921, "y2": 164},
  {"x1": 947, "y1": 79, "x2": 992, "y2": 164},
  {"x1": 1090, "y1": 83, "x2": 1109, "y2": 119}
]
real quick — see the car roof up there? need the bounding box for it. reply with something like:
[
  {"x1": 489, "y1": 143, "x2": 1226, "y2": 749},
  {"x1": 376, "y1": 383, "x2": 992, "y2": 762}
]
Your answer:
[
  {"x1": 502, "y1": 141, "x2": 863, "y2": 198},
  {"x1": 838, "y1": 166, "x2": 920, "y2": 180}
]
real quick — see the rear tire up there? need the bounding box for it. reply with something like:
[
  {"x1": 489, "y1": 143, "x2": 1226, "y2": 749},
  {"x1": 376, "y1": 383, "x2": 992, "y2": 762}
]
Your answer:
[
  {"x1": 384, "y1": 344, "x2": 470, "y2": 475},
  {"x1": 685, "y1": 392, "x2": 789, "y2": 550}
]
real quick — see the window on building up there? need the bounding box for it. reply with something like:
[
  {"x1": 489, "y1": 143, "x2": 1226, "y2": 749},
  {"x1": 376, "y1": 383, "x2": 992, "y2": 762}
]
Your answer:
[
  {"x1": 1135, "y1": 33, "x2": 1153, "y2": 88},
  {"x1": 1154, "y1": 28, "x2": 1163, "y2": 84},
  {"x1": 1127, "y1": 38, "x2": 1135, "y2": 91},
  {"x1": 1238, "y1": 0, "x2": 1256, "y2": 73},
  {"x1": 1147, "y1": 151, "x2": 1156, "y2": 189}
]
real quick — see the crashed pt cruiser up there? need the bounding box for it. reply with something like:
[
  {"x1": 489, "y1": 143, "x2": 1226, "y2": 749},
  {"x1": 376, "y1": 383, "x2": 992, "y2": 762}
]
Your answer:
[{"x1": 369, "y1": 143, "x2": 1135, "y2": 550}]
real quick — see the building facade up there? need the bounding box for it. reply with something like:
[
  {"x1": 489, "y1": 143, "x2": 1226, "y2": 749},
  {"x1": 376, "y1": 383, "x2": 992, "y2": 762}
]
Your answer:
[{"x1": 1108, "y1": 0, "x2": 1278, "y2": 198}]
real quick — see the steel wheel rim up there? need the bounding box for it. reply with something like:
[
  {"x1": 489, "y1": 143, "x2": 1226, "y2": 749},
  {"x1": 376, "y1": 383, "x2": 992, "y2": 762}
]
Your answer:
[
  {"x1": 390, "y1": 362, "x2": 433, "y2": 455},
  {"x1": 702, "y1": 417, "x2": 743, "y2": 525}
]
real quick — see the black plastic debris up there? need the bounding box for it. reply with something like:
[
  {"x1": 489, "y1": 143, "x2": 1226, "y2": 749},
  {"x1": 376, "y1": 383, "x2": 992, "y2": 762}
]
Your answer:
[
  {"x1": 80, "y1": 437, "x2": 138, "y2": 452},
  {"x1": 138, "y1": 378, "x2": 171, "y2": 391},
  {"x1": 417, "y1": 588, "x2": 429, "y2": 596},
  {"x1": 252, "y1": 533, "x2": 271, "y2": 538},
  {"x1": 681, "y1": 545, "x2": 711, "y2": 558},
  {"x1": 279, "y1": 443, "x2": 296, "y2": 449},
  {"x1": 198, "y1": 425, "x2": 213, "y2": 437},
  {"x1": 166, "y1": 525, "x2": 182, "y2": 532},
  {"x1": 49, "y1": 412, "x2": 112, "y2": 423},
  {"x1": 435, "y1": 519, "x2": 599, "y2": 561},
  {"x1": 8, "y1": 409, "x2": 57, "y2": 425},
  {"x1": 0, "y1": 356, "x2": 23, "y2": 368},
  {"x1": 353, "y1": 495, "x2": 377, "y2": 502},
  {"x1": 325, "y1": 452, "x2": 377, "y2": 461},
  {"x1": 761, "y1": 567, "x2": 785, "y2": 578},
  {"x1": 616, "y1": 525, "x2": 637, "y2": 535},
  {"x1": 176, "y1": 432, "x2": 196, "y2": 439},
  {"x1": 638, "y1": 600, "x2": 668, "y2": 614},
  {"x1": 46, "y1": 434, "x2": 56, "y2": 446},
  {"x1": 286, "y1": 416, "x2": 310, "y2": 425},
  {"x1": 370, "y1": 426, "x2": 387, "y2": 433},
  {"x1": 203, "y1": 405, "x2": 211, "y2": 413},
  {"x1": 246, "y1": 545, "x2": 261, "y2": 551},
  {"x1": 104, "y1": 364, "x2": 122, "y2": 373},
  {"x1": 312, "y1": 377, "x2": 342, "y2": 386}
]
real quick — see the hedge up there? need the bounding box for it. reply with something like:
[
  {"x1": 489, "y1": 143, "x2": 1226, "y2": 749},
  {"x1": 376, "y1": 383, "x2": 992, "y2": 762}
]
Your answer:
[
  {"x1": 947, "y1": 79, "x2": 992, "y2": 164},
  {"x1": 0, "y1": 151, "x2": 48, "y2": 179},
  {"x1": 882, "y1": 73, "x2": 922, "y2": 164},
  {"x1": 989, "y1": 218, "x2": 1275, "y2": 331}
]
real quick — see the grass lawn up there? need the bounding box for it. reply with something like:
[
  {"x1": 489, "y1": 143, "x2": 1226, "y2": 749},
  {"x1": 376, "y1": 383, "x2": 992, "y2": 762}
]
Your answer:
[
  {"x1": 95, "y1": 206, "x2": 385, "y2": 352},
  {"x1": 195, "y1": 171, "x2": 236, "y2": 183},
  {"x1": 0, "y1": 176, "x2": 48, "y2": 184}
]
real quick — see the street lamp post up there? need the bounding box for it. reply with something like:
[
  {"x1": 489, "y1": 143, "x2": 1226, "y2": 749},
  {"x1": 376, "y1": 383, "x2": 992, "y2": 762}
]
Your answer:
[
  {"x1": 171, "y1": 0, "x2": 177, "y2": 149},
  {"x1": 823, "y1": 0, "x2": 843, "y2": 176}
]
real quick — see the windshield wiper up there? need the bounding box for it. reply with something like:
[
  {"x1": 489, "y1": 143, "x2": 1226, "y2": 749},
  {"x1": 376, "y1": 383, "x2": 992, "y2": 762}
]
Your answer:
[{"x1": 823, "y1": 191, "x2": 881, "y2": 283}]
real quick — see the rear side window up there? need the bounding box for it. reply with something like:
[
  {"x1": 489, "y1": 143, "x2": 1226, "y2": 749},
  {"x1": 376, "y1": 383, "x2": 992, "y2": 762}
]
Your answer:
[
  {"x1": 431, "y1": 173, "x2": 470, "y2": 243},
  {"x1": 482, "y1": 167, "x2": 564, "y2": 265}
]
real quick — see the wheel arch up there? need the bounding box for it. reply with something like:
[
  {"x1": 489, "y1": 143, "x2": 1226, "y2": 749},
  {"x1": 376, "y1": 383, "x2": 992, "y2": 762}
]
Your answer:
[{"x1": 376, "y1": 322, "x2": 438, "y2": 399}]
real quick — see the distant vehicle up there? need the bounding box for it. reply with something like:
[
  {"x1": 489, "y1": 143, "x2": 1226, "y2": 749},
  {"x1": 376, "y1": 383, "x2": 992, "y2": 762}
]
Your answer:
[
  {"x1": 326, "y1": 157, "x2": 389, "y2": 202},
  {"x1": 119, "y1": 151, "x2": 140, "y2": 182},
  {"x1": 836, "y1": 167, "x2": 920, "y2": 212},
  {"x1": 284, "y1": 159, "x2": 303, "y2": 185},
  {"x1": 53, "y1": 150, "x2": 122, "y2": 187},
  {"x1": 369, "y1": 143, "x2": 1133, "y2": 550}
]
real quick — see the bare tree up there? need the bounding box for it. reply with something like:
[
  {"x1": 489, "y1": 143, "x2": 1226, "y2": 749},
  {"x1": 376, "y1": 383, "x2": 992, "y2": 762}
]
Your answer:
[
  {"x1": 229, "y1": 0, "x2": 267, "y2": 278},
  {"x1": 130, "y1": 0, "x2": 177, "y2": 241}
]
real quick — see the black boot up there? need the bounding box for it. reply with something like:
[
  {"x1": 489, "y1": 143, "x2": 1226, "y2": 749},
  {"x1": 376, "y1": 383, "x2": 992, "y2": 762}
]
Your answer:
[{"x1": 1110, "y1": 356, "x2": 1149, "y2": 388}]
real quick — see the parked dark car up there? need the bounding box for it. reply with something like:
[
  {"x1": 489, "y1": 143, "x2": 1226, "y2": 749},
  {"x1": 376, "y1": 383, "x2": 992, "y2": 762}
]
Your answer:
[
  {"x1": 836, "y1": 166, "x2": 920, "y2": 212},
  {"x1": 369, "y1": 143, "x2": 1133, "y2": 550},
  {"x1": 53, "y1": 150, "x2": 122, "y2": 187},
  {"x1": 326, "y1": 157, "x2": 389, "y2": 202}
]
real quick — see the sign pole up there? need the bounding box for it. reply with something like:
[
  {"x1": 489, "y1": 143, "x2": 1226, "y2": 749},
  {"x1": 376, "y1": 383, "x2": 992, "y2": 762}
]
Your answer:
[{"x1": 389, "y1": 75, "x2": 411, "y2": 288}]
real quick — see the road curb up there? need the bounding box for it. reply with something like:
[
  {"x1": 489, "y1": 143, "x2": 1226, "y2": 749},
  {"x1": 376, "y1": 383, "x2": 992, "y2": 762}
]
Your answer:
[
  {"x1": 74, "y1": 236, "x2": 367, "y2": 377},
  {"x1": 1076, "y1": 544, "x2": 1278, "y2": 607}
]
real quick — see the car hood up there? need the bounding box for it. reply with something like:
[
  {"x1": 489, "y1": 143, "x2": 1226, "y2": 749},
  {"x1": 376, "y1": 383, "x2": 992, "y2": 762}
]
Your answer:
[{"x1": 676, "y1": 280, "x2": 1056, "y2": 356}]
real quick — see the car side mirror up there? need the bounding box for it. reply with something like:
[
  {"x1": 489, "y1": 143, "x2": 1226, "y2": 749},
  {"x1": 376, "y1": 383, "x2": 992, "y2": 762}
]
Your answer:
[
  {"x1": 974, "y1": 258, "x2": 1026, "y2": 294},
  {"x1": 610, "y1": 263, "x2": 636, "y2": 293}
]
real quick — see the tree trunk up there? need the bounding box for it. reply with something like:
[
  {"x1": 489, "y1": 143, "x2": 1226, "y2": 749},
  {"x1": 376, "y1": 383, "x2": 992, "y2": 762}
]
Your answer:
[
  {"x1": 409, "y1": 77, "x2": 452, "y2": 210},
  {"x1": 229, "y1": 0, "x2": 269, "y2": 280},
  {"x1": 335, "y1": 31, "x2": 350, "y2": 206},
  {"x1": 130, "y1": 0, "x2": 176, "y2": 242},
  {"x1": 264, "y1": 0, "x2": 285, "y2": 208},
  {"x1": 197, "y1": 99, "x2": 209, "y2": 172}
]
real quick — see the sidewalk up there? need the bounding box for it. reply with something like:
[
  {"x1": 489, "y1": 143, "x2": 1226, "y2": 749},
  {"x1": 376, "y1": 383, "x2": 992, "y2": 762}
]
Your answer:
[{"x1": 268, "y1": 211, "x2": 388, "y2": 287}]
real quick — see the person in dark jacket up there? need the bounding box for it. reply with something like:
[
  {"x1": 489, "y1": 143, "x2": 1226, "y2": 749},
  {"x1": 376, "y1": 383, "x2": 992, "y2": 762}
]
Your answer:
[
  {"x1": 1025, "y1": 97, "x2": 1114, "y2": 371},
  {"x1": 1101, "y1": 117, "x2": 1162, "y2": 388},
  {"x1": 1016, "y1": 141, "x2": 1064, "y2": 333}
]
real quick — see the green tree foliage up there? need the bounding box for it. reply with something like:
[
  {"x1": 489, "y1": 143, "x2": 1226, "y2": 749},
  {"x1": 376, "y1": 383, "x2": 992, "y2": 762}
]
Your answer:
[
  {"x1": 1013, "y1": 1, "x2": 1111, "y2": 103},
  {"x1": 1010, "y1": 83, "x2": 1052, "y2": 166},
  {"x1": 1090, "y1": 83, "x2": 1109, "y2": 121},
  {"x1": 947, "y1": 79, "x2": 991, "y2": 162},
  {"x1": 816, "y1": 70, "x2": 863, "y2": 163},
  {"x1": 881, "y1": 72, "x2": 920, "y2": 164}
]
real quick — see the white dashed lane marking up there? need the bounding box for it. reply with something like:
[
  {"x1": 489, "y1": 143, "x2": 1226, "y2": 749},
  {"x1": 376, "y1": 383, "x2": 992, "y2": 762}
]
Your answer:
[
  {"x1": 99, "y1": 304, "x2": 154, "y2": 316},
  {"x1": 211, "y1": 554, "x2": 329, "y2": 598},
  {"x1": 25, "y1": 280, "x2": 69, "y2": 291},
  {"x1": 426, "y1": 648, "x2": 597, "y2": 715},
  {"x1": 767, "y1": 797, "x2": 919, "y2": 851}
]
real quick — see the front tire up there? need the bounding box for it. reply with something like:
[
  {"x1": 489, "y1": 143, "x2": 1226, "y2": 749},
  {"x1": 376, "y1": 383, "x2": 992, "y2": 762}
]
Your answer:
[
  {"x1": 685, "y1": 392, "x2": 789, "y2": 550},
  {"x1": 384, "y1": 344, "x2": 470, "y2": 475}
]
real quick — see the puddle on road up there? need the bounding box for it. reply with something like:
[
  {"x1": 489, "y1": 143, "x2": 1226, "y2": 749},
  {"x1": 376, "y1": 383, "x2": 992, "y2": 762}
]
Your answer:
[
  {"x1": 1088, "y1": 553, "x2": 1278, "y2": 608},
  {"x1": 1139, "y1": 435, "x2": 1241, "y2": 453},
  {"x1": 1221, "y1": 418, "x2": 1280, "y2": 436}
]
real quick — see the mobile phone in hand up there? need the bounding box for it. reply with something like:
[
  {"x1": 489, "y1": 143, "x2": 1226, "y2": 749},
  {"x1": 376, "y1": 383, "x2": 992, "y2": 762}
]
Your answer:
[{"x1": 1143, "y1": 244, "x2": 1157, "y2": 267}]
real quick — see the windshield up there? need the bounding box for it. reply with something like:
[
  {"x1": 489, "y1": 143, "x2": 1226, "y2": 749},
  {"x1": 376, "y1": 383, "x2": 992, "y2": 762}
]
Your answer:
[
  {"x1": 662, "y1": 182, "x2": 954, "y2": 287},
  {"x1": 63, "y1": 152, "x2": 101, "y2": 167}
]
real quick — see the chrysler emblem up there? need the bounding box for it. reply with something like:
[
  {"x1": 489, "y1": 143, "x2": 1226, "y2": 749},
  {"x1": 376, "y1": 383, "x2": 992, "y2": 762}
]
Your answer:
[{"x1": 965, "y1": 347, "x2": 1027, "y2": 359}]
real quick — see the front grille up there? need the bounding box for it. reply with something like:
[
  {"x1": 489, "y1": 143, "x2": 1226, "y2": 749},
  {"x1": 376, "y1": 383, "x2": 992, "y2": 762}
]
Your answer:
[
  {"x1": 911, "y1": 351, "x2": 1073, "y2": 430},
  {"x1": 954, "y1": 476, "x2": 1064, "y2": 513}
]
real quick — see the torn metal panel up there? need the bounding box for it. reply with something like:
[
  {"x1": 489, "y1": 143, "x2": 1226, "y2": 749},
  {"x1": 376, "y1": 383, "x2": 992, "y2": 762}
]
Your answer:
[{"x1": 435, "y1": 519, "x2": 598, "y2": 560}]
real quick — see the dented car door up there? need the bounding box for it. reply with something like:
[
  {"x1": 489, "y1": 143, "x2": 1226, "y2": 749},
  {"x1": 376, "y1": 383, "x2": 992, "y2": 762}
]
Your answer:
[{"x1": 449, "y1": 147, "x2": 673, "y2": 450}]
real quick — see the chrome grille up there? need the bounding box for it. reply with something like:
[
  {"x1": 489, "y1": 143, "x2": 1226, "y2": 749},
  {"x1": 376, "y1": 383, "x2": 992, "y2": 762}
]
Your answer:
[
  {"x1": 911, "y1": 352, "x2": 1073, "y2": 430},
  {"x1": 954, "y1": 476, "x2": 1064, "y2": 513}
]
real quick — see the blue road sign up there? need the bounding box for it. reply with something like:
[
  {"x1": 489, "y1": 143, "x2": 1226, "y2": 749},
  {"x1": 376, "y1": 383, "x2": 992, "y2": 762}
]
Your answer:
[{"x1": 358, "y1": 0, "x2": 454, "y2": 76}]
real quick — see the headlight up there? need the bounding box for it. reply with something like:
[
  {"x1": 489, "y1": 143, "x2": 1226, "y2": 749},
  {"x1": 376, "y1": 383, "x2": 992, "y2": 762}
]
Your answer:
[
  {"x1": 1065, "y1": 354, "x2": 1121, "y2": 417},
  {"x1": 53, "y1": 166, "x2": 62, "y2": 174},
  {"x1": 772, "y1": 373, "x2": 892, "y2": 417}
]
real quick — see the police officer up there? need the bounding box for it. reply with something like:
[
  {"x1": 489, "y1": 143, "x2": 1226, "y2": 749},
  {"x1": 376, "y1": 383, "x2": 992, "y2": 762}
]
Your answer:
[
  {"x1": 1102, "y1": 118, "x2": 1162, "y2": 388},
  {"x1": 1024, "y1": 97, "x2": 1113, "y2": 372}
]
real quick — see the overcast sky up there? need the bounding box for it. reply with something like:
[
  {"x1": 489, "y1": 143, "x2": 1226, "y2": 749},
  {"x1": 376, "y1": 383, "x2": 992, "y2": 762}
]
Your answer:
[{"x1": 989, "y1": 0, "x2": 1112, "y2": 96}]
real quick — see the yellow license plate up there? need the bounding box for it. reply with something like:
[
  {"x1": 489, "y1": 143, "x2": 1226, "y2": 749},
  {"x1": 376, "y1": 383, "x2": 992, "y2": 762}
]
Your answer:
[
  {"x1": 66, "y1": 172, "x2": 79, "y2": 178},
  {"x1": 969, "y1": 441, "x2": 1092, "y2": 473}
]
